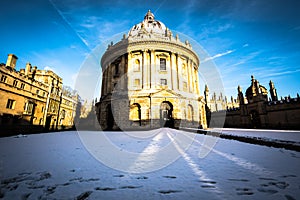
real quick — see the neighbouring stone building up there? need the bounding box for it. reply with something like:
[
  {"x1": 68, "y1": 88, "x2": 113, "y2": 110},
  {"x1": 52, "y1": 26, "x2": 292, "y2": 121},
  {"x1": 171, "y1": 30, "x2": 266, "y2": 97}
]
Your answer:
[
  {"x1": 204, "y1": 84, "x2": 241, "y2": 112},
  {"x1": 0, "y1": 54, "x2": 80, "y2": 134},
  {"x1": 208, "y1": 75, "x2": 300, "y2": 130},
  {"x1": 96, "y1": 10, "x2": 207, "y2": 130}
]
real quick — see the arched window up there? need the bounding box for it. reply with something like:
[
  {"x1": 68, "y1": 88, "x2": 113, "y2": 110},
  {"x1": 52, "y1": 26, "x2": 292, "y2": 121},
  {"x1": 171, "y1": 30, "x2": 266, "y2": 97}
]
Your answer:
[
  {"x1": 134, "y1": 59, "x2": 140, "y2": 71},
  {"x1": 187, "y1": 104, "x2": 194, "y2": 122},
  {"x1": 182, "y1": 64, "x2": 186, "y2": 75},
  {"x1": 61, "y1": 110, "x2": 66, "y2": 119},
  {"x1": 24, "y1": 101, "x2": 35, "y2": 115},
  {"x1": 130, "y1": 103, "x2": 141, "y2": 122},
  {"x1": 160, "y1": 58, "x2": 166, "y2": 70}
]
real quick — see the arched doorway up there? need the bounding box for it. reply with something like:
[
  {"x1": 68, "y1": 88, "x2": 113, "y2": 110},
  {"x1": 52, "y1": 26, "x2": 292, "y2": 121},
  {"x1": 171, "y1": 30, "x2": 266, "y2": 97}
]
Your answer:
[
  {"x1": 160, "y1": 101, "x2": 174, "y2": 128},
  {"x1": 106, "y1": 104, "x2": 114, "y2": 130},
  {"x1": 45, "y1": 115, "x2": 52, "y2": 130},
  {"x1": 250, "y1": 110, "x2": 260, "y2": 128},
  {"x1": 130, "y1": 103, "x2": 141, "y2": 126},
  {"x1": 187, "y1": 104, "x2": 194, "y2": 124}
]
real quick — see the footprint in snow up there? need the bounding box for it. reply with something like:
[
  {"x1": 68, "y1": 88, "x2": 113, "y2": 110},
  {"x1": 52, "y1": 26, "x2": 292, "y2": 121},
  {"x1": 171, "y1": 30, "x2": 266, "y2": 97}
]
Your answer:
[
  {"x1": 119, "y1": 185, "x2": 142, "y2": 189},
  {"x1": 228, "y1": 178, "x2": 249, "y2": 182},
  {"x1": 95, "y1": 187, "x2": 116, "y2": 191},
  {"x1": 158, "y1": 190, "x2": 182, "y2": 194},
  {"x1": 136, "y1": 176, "x2": 148, "y2": 180},
  {"x1": 76, "y1": 191, "x2": 93, "y2": 200},
  {"x1": 236, "y1": 188, "x2": 254, "y2": 195},
  {"x1": 257, "y1": 188, "x2": 278, "y2": 194},
  {"x1": 113, "y1": 174, "x2": 124, "y2": 178},
  {"x1": 163, "y1": 176, "x2": 176, "y2": 179}
]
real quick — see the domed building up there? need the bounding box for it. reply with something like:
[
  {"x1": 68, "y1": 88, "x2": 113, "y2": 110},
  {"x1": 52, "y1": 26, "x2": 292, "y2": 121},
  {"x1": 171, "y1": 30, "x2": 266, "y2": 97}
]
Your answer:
[
  {"x1": 245, "y1": 75, "x2": 268, "y2": 103},
  {"x1": 96, "y1": 10, "x2": 207, "y2": 130}
]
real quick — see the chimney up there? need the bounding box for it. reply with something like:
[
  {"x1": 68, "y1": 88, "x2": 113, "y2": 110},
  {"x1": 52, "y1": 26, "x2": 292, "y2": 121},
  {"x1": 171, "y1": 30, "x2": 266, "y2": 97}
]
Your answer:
[
  {"x1": 25, "y1": 62, "x2": 32, "y2": 76},
  {"x1": 6, "y1": 54, "x2": 18, "y2": 69}
]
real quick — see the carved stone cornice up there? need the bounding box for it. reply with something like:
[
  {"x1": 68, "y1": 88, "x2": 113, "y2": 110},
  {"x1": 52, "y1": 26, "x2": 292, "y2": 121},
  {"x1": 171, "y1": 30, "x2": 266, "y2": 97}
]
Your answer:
[{"x1": 101, "y1": 38, "x2": 199, "y2": 69}]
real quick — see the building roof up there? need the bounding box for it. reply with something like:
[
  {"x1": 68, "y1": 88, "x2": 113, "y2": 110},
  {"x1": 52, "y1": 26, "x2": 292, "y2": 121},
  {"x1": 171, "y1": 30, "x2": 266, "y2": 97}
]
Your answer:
[
  {"x1": 128, "y1": 10, "x2": 168, "y2": 38},
  {"x1": 245, "y1": 75, "x2": 268, "y2": 102}
]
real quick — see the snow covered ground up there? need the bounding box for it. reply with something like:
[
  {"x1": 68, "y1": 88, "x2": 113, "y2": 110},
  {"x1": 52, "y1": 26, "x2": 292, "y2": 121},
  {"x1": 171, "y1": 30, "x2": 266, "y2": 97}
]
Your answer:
[
  {"x1": 0, "y1": 128, "x2": 299, "y2": 200},
  {"x1": 211, "y1": 128, "x2": 300, "y2": 143}
]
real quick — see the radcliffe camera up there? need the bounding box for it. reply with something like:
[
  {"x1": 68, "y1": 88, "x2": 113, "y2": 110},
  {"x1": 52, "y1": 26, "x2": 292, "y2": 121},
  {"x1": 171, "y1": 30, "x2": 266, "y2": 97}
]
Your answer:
[{"x1": 0, "y1": 1, "x2": 299, "y2": 200}]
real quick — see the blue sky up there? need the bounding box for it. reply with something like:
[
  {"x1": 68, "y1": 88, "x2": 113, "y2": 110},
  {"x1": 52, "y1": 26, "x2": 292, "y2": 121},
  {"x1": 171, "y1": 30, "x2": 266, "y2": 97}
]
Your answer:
[{"x1": 1, "y1": 0, "x2": 300, "y2": 101}]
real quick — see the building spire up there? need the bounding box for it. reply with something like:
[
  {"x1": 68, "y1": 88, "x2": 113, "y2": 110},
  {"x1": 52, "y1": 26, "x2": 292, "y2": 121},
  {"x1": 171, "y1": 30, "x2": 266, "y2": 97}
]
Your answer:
[
  {"x1": 144, "y1": 10, "x2": 155, "y2": 22},
  {"x1": 237, "y1": 85, "x2": 245, "y2": 105},
  {"x1": 204, "y1": 84, "x2": 209, "y2": 92},
  {"x1": 269, "y1": 80, "x2": 278, "y2": 101},
  {"x1": 204, "y1": 84, "x2": 209, "y2": 104}
]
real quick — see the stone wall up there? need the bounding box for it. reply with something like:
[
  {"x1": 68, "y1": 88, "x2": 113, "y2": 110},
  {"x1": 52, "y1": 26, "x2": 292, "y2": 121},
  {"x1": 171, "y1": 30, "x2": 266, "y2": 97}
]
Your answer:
[{"x1": 209, "y1": 97, "x2": 300, "y2": 130}]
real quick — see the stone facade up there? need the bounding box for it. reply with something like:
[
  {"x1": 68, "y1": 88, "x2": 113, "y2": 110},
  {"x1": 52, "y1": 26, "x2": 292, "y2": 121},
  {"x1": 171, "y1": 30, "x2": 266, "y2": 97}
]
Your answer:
[
  {"x1": 208, "y1": 76, "x2": 300, "y2": 130},
  {"x1": 204, "y1": 84, "x2": 241, "y2": 112},
  {"x1": 0, "y1": 54, "x2": 80, "y2": 134},
  {"x1": 96, "y1": 10, "x2": 207, "y2": 130}
]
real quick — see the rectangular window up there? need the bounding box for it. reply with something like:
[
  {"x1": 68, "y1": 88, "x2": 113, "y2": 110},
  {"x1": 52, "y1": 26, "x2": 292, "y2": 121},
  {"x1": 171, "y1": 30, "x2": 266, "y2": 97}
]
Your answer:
[
  {"x1": 20, "y1": 83, "x2": 25, "y2": 89},
  {"x1": 160, "y1": 79, "x2": 167, "y2": 86},
  {"x1": 134, "y1": 79, "x2": 140, "y2": 88},
  {"x1": 0, "y1": 75, "x2": 7, "y2": 83},
  {"x1": 36, "y1": 89, "x2": 39, "y2": 95},
  {"x1": 13, "y1": 80, "x2": 18, "y2": 87},
  {"x1": 24, "y1": 102, "x2": 34, "y2": 115},
  {"x1": 115, "y1": 63, "x2": 119, "y2": 75},
  {"x1": 6, "y1": 99, "x2": 15, "y2": 109},
  {"x1": 61, "y1": 110, "x2": 66, "y2": 119},
  {"x1": 160, "y1": 58, "x2": 166, "y2": 70},
  {"x1": 183, "y1": 81, "x2": 188, "y2": 92}
]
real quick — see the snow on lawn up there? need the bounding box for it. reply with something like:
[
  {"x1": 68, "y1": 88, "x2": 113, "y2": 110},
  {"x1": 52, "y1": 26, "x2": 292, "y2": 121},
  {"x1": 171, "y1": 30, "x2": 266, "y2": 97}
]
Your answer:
[
  {"x1": 0, "y1": 128, "x2": 299, "y2": 200},
  {"x1": 211, "y1": 128, "x2": 300, "y2": 143}
]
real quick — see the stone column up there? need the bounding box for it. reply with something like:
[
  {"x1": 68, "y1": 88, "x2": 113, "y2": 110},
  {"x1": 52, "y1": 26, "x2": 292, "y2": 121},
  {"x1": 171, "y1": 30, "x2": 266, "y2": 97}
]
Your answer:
[
  {"x1": 193, "y1": 67, "x2": 197, "y2": 95},
  {"x1": 195, "y1": 67, "x2": 200, "y2": 95},
  {"x1": 187, "y1": 58, "x2": 192, "y2": 93},
  {"x1": 142, "y1": 49, "x2": 149, "y2": 89},
  {"x1": 176, "y1": 54, "x2": 180, "y2": 91},
  {"x1": 127, "y1": 52, "x2": 132, "y2": 90},
  {"x1": 186, "y1": 58, "x2": 190, "y2": 92},
  {"x1": 149, "y1": 49, "x2": 155, "y2": 89},
  {"x1": 191, "y1": 64, "x2": 195, "y2": 93},
  {"x1": 170, "y1": 52, "x2": 176, "y2": 90},
  {"x1": 101, "y1": 68, "x2": 105, "y2": 96},
  {"x1": 104, "y1": 66, "x2": 109, "y2": 95},
  {"x1": 150, "y1": 50, "x2": 155, "y2": 88},
  {"x1": 120, "y1": 55, "x2": 125, "y2": 90},
  {"x1": 107, "y1": 64, "x2": 112, "y2": 93}
]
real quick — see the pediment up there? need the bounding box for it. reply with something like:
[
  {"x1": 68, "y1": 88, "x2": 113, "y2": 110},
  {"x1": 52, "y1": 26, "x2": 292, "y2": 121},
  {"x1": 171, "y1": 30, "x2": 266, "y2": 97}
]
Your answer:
[{"x1": 151, "y1": 88, "x2": 182, "y2": 98}]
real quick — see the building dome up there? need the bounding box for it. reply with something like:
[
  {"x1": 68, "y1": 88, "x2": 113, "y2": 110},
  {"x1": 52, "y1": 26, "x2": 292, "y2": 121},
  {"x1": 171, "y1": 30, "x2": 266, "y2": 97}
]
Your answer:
[
  {"x1": 98, "y1": 10, "x2": 206, "y2": 131},
  {"x1": 245, "y1": 75, "x2": 268, "y2": 103},
  {"x1": 128, "y1": 10, "x2": 168, "y2": 38}
]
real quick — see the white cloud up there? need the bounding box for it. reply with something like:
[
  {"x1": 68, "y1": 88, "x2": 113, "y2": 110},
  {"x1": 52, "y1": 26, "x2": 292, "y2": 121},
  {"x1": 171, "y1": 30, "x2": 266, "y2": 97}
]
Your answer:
[
  {"x1": 44, "y1": 66, "x2": 55, "y2": 73},
  {"x1": 202, "y1": 49, "x2": 235, "y2": 63},
  {"x1": 216, "y1": 23, "x2": 233, "y2": 33},
  {"x1": 44, "y1": 66, "x2": 56, "y2": 72},
  {"x1": 260, "y1": 69, "x2": 300, "y2": 78}
]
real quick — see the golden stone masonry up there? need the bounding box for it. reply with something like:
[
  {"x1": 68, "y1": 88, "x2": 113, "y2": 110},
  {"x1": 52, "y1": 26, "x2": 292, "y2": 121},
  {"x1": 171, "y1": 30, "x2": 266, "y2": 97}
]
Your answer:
[
  {"x1": 0, "y1": 54, "x2": 80, "y2": 135},
  {"x1": 96, "y1": 10, "x2": 207, "y2": 130}
]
